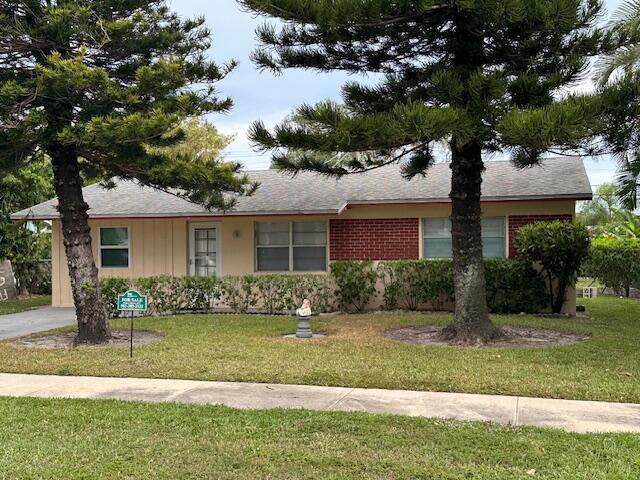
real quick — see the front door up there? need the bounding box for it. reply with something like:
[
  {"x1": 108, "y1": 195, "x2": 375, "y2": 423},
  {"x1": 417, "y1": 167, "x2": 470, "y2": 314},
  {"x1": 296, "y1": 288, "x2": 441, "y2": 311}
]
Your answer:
[{"x1": 189, "y1": 222, "x2": 221, "y2": 277}]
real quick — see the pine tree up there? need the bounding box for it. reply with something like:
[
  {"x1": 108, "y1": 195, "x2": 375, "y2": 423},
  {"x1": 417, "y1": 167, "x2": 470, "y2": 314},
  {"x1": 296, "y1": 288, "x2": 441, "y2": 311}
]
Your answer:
[
  {"x1": 0, "y1": 1, "x2": 254, "y2": 344},
  {"x1": 241, "y1": 0, "x2": 607, "y2": 343}
]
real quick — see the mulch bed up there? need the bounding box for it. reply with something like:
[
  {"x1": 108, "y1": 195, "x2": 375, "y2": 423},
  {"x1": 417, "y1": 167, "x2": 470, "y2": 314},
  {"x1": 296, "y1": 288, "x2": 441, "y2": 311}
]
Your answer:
[
  {"x1": 11, "y1": 329, "x2": 163, "y2": 349},
  {"x1": 384, "y1": 325, "x2": 590, "y2": 348}
]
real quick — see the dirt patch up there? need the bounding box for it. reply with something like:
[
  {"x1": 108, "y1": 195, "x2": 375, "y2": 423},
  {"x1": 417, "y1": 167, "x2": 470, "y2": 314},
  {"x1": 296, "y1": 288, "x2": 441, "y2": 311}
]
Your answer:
[
  {"x1": 384, "y1": 325, "x2": 590, "y2": 348},
  {"x1": 11, "y1": 329, "x2": 163, "y2": 349}
]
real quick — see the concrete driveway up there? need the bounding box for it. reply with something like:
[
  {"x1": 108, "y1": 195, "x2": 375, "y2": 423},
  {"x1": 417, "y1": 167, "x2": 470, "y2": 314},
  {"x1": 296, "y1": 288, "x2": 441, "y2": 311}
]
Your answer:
[{"x1": 0, "y1": 307, "x2": 76, "y2": 340}]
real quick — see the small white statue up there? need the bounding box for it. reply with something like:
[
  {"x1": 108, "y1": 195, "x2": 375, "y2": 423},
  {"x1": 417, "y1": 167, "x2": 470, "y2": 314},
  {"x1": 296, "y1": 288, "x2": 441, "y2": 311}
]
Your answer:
[{"x1": 296, "y1": 298, "x2": 312, "y2": 317}]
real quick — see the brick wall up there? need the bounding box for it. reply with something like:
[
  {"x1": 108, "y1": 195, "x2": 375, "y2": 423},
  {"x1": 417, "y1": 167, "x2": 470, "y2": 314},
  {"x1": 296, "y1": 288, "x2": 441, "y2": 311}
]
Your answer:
[
  {"x1": 329, "y1": 218, "x2": 420, "y2": 260},
  {"x1": 508, "y1": 214, "x2": 573, "y2": 257}
]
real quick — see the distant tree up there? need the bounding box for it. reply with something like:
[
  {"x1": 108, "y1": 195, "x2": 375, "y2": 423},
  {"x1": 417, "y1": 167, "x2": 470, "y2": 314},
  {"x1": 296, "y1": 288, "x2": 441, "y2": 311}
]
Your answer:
[
  {"x1": 597, "y1": 0, "x2": 640, "y2": 208},
  {"x1": 241, "y1": 0, "x2": 607, "y2": 343},
  {"x1": 0, "y1": 1, "x2": 254, "y2": 344},
  {"x1": 0, "y1": 158, "x2": 53, "y2": 296},
  {"x1": 577, "y1": 182, "x2": 618, "y2": 226}
]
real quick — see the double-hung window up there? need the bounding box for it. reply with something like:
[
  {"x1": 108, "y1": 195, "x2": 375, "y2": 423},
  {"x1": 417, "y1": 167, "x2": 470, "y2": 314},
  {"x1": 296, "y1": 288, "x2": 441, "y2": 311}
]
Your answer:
[
  {"x1": 256, "y1": 221, "x2": 327, "y2": 271},
  {"x1": 99, "y1": 227, "x2": 130, "y2": 268},
  {"x1": 423, "y1": 217, "x2": 506, "y2": 258}
]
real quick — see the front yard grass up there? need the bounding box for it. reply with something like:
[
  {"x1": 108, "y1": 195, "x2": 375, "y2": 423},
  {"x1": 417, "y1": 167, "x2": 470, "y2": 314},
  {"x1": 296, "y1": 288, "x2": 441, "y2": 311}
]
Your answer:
[
  {"x1": 0, "y1": 296, "x2": 638, "y2": 402},
  {"x1": 0, "y1": 295, "x2": 51, "y2": 316},
  {"x1": 0, "y1": 397, "x2": 638, "y2": 479}
]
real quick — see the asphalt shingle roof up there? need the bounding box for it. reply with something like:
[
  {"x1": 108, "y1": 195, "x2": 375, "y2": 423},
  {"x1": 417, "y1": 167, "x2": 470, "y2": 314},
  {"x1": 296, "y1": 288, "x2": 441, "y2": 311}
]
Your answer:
[{"x1": 12, "y1": 157, "x2": 592, "y2": 220}]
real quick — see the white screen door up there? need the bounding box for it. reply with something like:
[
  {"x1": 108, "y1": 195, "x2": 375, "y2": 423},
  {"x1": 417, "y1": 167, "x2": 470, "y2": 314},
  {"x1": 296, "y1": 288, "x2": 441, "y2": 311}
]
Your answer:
[{"x1": 189, "y1": 222, "x2": 221, "y2": 277}]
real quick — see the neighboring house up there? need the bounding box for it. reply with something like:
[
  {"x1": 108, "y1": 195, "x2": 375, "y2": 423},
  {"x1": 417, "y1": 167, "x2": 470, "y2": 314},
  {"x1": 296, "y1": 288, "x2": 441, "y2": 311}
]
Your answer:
[{"x1": 12, "y1": 158, "x2": 592, "y2": 311}]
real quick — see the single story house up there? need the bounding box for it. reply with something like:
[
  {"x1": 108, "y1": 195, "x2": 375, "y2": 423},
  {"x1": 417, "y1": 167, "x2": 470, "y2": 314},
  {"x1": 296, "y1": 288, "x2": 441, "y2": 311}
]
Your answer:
[{"x1": 13, "y1": 157, "x2": 592, "y2": 311}]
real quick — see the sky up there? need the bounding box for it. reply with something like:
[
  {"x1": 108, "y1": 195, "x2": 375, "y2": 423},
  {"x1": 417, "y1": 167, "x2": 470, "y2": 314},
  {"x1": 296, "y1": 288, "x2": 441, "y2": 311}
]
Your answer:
[{"x1": 173, "y1": 0, "x2": 626, "y2": 191}]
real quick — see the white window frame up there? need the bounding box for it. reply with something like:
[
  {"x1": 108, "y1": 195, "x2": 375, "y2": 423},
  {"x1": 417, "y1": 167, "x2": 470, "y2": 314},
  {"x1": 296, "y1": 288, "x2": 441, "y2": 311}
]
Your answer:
[
  {"x1": 255, "y1": 221, "x2": 328, "y2": 272},
  {"x1": 99, "y1": 226, "x2": 130, "y2": 269},
  {"x1": 422, "y1": 217, "x2": 507, "y2": 259}
]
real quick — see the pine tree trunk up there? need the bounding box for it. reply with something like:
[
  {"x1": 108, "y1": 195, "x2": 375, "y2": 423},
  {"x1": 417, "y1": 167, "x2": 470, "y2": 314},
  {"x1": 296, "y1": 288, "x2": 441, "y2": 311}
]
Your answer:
[
  {"x1": 440, "y1": 142, "x2": 502, "y2": 344},
  {"x1": 51, "y1": 145, "x2": 111, "y2": 344}
]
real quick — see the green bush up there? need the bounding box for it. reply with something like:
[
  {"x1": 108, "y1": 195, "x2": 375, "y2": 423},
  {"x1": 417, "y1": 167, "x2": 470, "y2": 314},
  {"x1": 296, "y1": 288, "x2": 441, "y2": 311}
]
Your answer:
[
  {"x1": 379, "y1": 260, "x2": 453, "y2": 311},
  {"x1": 100, "y1": 275, "x2": 223, "y2": 317},
  {"x1": 330, "y1": 260, "x2": 378, "y2": 312},
  {"x1": 100, "y1": 277, "x2": 132, "y2": 318},
  {"x1": 288, "y1": 274, "x2": 336, "y2": 314},
  {"x1": 379, "y1": 259, "x2": 545, "y2": 313},
  {"x1": 516, "y1": 221, "x2": 590, "y2": 313},
  {"x1": 582, "y1": 238, "x2": 640, "y2": 297},
  {"x1": 220, "y1": 275, "x2": 259, "y2": 314},
  {"x1": 485, "y1": 259, "x2": 547, "y2": 314},
  {"x1": 180, "y1": 276, "x2": 224, "y2": 311},
  {"x1": 253, "y1": 274, "x2": 295, "y2": 314}
]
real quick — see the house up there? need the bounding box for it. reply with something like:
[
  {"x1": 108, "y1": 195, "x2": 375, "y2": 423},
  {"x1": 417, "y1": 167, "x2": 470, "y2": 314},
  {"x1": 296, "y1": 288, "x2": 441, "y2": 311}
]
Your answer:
[{"x1": 12, "y1": 158, "x2": 592, "y2": 311}]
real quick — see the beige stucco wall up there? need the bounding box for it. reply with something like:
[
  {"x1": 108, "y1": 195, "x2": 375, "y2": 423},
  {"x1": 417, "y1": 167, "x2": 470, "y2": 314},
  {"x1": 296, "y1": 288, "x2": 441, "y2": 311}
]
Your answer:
[{"x1": 51, "y1": 200, "x2": 576, "y2": 310}]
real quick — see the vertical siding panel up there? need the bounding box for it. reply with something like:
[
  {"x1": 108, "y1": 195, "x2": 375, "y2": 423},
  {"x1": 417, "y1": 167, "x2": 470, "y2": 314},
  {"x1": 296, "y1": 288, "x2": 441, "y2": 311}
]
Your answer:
[
  {"x1": 132, "y1": 220, "x2": 144, "y2": 278},
  {"x1": 143, "y1": 219, "x2": 155, "y2": 276},
  {"x1": 154, "y1": 220, "x2": 165, "y2": 274},
  {"x1": 173, "y1": 219, "x2": 187, "y2": 276}
]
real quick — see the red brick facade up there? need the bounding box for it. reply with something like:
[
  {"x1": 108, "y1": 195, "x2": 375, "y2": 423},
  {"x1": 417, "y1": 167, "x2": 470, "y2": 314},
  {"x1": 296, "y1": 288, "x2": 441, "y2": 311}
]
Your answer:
[
  {"x1": 329, "y1": 218, "x2": 420, "y2": 260},
  {"x1": 508, "y1": 214, "x2": 573, "y2": 257}
]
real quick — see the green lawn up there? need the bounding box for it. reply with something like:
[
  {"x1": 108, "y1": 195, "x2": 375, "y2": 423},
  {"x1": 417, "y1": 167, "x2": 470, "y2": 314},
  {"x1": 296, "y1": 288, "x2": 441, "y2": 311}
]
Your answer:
[
  {"x1": 0, "y1": 397, "x2": 637, "y2": 479},
  {"x1": 0, "y1": 297, "x2": 638, "y2": 402},
  {"x1": 0, "y1": 295, "x2": 51, "y2": 316}
]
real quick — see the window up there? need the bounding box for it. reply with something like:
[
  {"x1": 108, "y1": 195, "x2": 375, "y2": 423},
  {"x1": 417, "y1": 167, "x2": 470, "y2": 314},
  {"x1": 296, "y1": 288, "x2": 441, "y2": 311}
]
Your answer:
[
  {"x1": 99, "y1": 227, "x2": 129, "y2": 268},
  {"x1": 256, "y1": 221, "x2": 327, "y2": 271},
  {"x1": 423, "y1": 217, "x2": 505, "y2": 258}
]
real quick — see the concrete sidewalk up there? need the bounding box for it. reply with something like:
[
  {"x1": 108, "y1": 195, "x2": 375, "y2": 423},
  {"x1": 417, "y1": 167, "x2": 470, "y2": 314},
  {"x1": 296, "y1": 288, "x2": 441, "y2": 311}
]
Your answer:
[{"x1": 1, "y1": 373, "x2": 639, "y2": 433}]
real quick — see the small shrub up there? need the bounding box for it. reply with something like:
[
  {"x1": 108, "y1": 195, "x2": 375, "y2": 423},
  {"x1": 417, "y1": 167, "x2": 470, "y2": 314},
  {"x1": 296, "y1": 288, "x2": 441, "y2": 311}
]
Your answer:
[
  {"x1": 582, "y1": 238, "x2": 640, "y2": 297},
  {"x1": 99, "y1": 277, "x2": 132, "y2": 318},
  {"x1": 289, "y1": 274, "x2": 336, "y2": 313},
  {"x1": 137, "y1": 275, "x2": 183, "y2": 315},
  {"x1": 330, "y1": 260, "x2": 377, "y2": 312},
  {"x1": 180, "y1": 276, "x2": 223, "y2": 311},
  {"x1": 221, "y1": 275, "x2": 259, "y2": 313},
  {"x1": 254, "y1": 274, "x2": 295, "y2": 314},
  {"x1": 416, "y1": 260, "x2": 455, "y2": 311},
  {"x1": 379, "y1": 260, "x2": 453, "y2": 311},
  {"x1": 516, "y1": 221, "x2": 590, "y2": 313},
  {"x1": 485, "y1": 258, "x2": 547, "y2": 313}
]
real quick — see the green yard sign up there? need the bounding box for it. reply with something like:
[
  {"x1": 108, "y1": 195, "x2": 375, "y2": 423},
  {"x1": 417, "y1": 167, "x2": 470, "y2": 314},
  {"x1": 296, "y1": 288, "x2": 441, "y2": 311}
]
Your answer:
[{"x1": 117, "y1": 290, "x2": 148, "y2": 312}]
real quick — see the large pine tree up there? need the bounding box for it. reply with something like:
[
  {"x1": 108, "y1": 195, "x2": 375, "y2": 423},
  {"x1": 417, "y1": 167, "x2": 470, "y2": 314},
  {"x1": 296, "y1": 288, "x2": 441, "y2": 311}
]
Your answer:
[
  {"x1": 241, "y1": 0, "x2": 607, "y2": 343},
  {"x1": 0, "y1": 1, "x2": 253, "y2": 344}
]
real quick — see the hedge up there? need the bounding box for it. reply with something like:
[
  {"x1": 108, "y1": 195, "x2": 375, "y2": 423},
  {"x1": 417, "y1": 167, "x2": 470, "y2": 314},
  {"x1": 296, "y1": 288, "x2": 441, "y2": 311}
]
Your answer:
[
  {"x1": 100, "y1": 274, "x2": 335, "y2": 317},
  {"x1": 582, "y1": 238, "x2": 640, "y2": 297},
  {"x1": 379, "y1": 258, "x2": 547, "y2": 314},
  {"x1": 100, "y1": 259, "x2": 552, "y2": 317}
]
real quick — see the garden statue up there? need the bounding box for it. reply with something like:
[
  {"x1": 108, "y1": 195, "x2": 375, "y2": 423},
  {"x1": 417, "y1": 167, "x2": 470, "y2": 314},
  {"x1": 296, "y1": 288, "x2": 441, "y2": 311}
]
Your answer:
[{"x1": 295, "y1": 298, "x2": 312, "y2": 338}]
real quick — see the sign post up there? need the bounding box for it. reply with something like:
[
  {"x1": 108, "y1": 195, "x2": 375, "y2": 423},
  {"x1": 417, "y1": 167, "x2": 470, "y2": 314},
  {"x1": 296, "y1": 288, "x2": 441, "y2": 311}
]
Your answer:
[{"x1": 117, "y1": 290, "x2": 148, "y2": 358}]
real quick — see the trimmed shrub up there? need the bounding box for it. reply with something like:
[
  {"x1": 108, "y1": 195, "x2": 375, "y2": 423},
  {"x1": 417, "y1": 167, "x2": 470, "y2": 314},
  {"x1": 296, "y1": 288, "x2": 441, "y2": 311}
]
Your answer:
[
  {"x1": 100, "y1": 275, "x2": 223, "y2": 317},
  {"x1": 516, "y1": 221, "x2": 590, "y2": 313},
  {"x1": 330, "y1": 260, "x2": 378, "y2": 312},
  {"x1": 485, "y1": 259, "x2": 547, "y2": 313},
  {"x1": 288, "y1": 274, "x2": 336, "y2": 314},
  {"x1": 137, "y1": 275, "x2": 185, "y2": 315},
  {"x1": 100, "y1": 277, "x2": 132, "y2": 318},
  {"x1": 220, "y1": 275, "x2": 259, "y2": 314},
  {"x1": 180, "y1": 276, "x2": 224, "y2": 311},
  {"x1": 379, "y1": 259, "x2": 546, "y2": 313},
  {"x1": 582, "y1": 238, "x2": 640, "y2": 297},
  {"x1": 379, "y1": 260, "x2": 453, "y2": 311}
]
